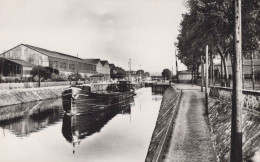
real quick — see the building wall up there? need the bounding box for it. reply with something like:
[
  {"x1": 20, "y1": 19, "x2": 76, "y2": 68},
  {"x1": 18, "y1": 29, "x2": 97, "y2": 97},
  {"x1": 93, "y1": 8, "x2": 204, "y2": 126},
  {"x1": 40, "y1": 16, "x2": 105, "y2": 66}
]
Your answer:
[
  {"x1": 102, "y1": 64, "x2": 111, "y2": 80},
  {"x1": 178, "y1": 74, "x2": 192, "y2": 83},
  {"x1": 96, "y1": 62, "x2": 104, "y2": 74},
  {"x1": 1, "y1": 44, "x2": 98, "y2": 78},
  {"x1": 2, "y1": 45, "x2": 49, "y2": 66},
  {"x1": 49, "y1": 57, "x2": 96, "y2": 75}
]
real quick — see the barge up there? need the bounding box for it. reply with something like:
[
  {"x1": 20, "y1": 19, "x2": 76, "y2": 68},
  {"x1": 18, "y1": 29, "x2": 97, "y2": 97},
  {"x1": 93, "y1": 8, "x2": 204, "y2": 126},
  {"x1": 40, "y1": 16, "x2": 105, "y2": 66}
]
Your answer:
[{"x1": 62, "y1": 81, "x2": 135, "y2": 115}]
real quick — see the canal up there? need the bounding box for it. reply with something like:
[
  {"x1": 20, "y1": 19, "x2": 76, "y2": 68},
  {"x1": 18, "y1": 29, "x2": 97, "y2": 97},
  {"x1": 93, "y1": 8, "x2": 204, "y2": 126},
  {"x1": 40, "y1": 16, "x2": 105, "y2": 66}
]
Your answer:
[{"x1": 0, "y1": 87, "x2": 162, "y2": 162}]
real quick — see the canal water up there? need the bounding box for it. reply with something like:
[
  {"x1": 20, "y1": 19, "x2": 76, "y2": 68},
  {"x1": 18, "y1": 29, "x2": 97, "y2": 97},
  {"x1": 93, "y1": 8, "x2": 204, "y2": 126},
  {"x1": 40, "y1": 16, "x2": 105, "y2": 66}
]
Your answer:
[{"x1": 0, "y1": 87, "x2": 162, "y2": 162}]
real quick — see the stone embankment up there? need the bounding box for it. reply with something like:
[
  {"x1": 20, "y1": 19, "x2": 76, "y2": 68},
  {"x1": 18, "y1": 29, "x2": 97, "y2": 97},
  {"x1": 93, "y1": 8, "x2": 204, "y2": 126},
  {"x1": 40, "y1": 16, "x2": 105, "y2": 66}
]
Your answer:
[
  {"x1": 209, "y1": 87, "x2": 260, "y2": 162},
  {"x1": 145, "y1": 86, "x2": 182, "y2": 162},
  {"x1": 0, "y1": 82, "x2": 144, "y2": 107},
  {"x1": 0, "y1": 86, "x2": 68, "y2": 107}
]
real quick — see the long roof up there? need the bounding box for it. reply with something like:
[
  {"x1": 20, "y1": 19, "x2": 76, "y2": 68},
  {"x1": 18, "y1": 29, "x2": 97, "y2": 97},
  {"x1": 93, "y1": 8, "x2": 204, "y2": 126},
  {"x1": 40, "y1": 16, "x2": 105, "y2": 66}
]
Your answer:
[
  {"x1": 22, "y1": 44, "x2": 94, "y2": 65},
  {"x1": 0, "y1": 57, "x2": 36, "y2": 67},
  {"x1": 109, "y1": 64, "x2": 115, "y2": 68},
  {"x1": 100, "y1": 60, "x2": 109, "y2": 66},
  {"x1": 84, "y1": 59, "x2": 101, "y2": 65}
]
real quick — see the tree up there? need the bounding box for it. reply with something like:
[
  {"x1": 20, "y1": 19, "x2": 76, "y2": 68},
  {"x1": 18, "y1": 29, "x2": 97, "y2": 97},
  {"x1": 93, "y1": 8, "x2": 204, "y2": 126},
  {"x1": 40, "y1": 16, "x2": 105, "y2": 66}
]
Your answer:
[
  {"x1": 176, "y1": 0, "x2": 260, "y2": 86},
  {"x1": 161, "y1": 69, "x2": 172, "y2": 80},
  {"x1": 111, "y1": 68, "x2": 126, "y2": 79},
  {"x1": 68, "y1": 73, "x2": 83, "y2": 81},
  {"x1": 136, "y1": 70, "x2": 144, "y2": 76},
  {"x1": 143, "y1": 72, "x2": 150, "y2": 77},
  {"x1": 30, "y1": 66, "x2": 51, "y2": 80}
]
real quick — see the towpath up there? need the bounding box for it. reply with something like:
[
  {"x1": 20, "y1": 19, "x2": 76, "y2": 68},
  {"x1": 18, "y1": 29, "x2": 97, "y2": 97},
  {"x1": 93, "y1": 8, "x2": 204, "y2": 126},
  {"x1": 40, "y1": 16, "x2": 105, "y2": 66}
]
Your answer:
[{"x1": 164, "y1": 84, "x2": 217, "y2": 162}]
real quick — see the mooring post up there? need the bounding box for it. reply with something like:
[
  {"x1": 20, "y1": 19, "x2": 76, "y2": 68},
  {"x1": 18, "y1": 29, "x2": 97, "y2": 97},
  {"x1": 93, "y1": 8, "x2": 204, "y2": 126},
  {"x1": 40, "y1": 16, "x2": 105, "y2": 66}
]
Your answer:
[{"x1": 205, "y1": 45, "x2": 209, "y2": 115}]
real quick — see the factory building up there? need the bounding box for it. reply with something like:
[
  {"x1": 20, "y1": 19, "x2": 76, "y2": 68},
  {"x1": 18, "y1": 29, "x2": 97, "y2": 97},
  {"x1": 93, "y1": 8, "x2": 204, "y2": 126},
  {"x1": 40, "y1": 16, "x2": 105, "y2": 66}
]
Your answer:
[{"x1": 0, "y1": 44, "x2": 97, "y2": 78}]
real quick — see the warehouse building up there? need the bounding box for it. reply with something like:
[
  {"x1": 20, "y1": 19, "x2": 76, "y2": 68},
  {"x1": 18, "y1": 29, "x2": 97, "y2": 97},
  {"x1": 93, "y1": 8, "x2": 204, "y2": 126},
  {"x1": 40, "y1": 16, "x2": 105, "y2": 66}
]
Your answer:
[{"x1": 0, "y1": 44, "x2": 97, "y2": 79}]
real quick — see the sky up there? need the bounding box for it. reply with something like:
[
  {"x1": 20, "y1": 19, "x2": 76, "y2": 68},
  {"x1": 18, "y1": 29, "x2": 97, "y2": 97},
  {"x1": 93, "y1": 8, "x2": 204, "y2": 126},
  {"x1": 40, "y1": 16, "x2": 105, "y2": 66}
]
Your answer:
[{"x1": 0, "y1": 0, "x2": 187, "y2": 74}]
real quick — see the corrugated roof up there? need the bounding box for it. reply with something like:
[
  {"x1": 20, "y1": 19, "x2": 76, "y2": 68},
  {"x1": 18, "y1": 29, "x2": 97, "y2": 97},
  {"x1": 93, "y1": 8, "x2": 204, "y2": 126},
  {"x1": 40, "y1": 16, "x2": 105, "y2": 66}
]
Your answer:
[
  {"x1": 22, "y1": 44, "x2": 93, "y2": 65},
  {"x1": 100, "y1": 60, "x2": 109, "y2": 66},
  {"x1": 84, "y1": 59, "x2": 101, "y2": 65},
  {"x1": 109, "y1": 64, "x2": 115, "y2": 68},
  {"x1": 0, "y1": 57, "x2": 36, "y2": 67}
]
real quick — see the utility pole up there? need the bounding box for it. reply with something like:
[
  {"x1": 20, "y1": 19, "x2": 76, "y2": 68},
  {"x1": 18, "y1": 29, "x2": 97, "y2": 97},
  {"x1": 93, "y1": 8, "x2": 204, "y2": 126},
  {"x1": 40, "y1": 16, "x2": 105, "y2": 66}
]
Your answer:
[
  {"x1": 201, "y1": 55, "x2": 204, "y2": 92},
  {"x1": 139, "y1": 64, "x2": 141, "y2": 82},
  {"x1": 172, "y1": 66, "x2": 173, "y2": 78},
  {"x1": 205, "y1": 45, "x2": 209, "y2": 115},
  {"x1": 231, "y1": 0, "x2": 243, "y2": 161},
  {"x1": 38, "y1": 65, "x2": 40, "y2": 87},
  {"x1": 76, "y1": 54, "x2": 79, "y2": 84},
  {"x1": 129, "y1": 59, "x2": 131, "y2": 81},
  {"x1": 175, "y1": 50, "x2": 178, "y2": 83}
]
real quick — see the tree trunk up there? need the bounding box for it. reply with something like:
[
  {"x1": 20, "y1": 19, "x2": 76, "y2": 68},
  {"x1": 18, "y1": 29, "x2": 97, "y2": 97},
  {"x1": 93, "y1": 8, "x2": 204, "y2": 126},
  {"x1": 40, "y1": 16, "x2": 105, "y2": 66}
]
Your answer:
[
  {"x1": 221, "y1": 57, "x2": 223, "y2": 86},
  {"x1": 191, "y1": 64, "x2": 194, "y2": 86},
  {"x1": 210, "y1": 52, "x2": 214, "y2": 86},
  {"x1": 201, "y1": 55, "x2": 204, "y2": 92},
  {"x1": 217, "y1": 45, "x2": 229, "y2": 87},
  {"x1": 251, "y1": 50, "x2": 255, "y2": 90}
]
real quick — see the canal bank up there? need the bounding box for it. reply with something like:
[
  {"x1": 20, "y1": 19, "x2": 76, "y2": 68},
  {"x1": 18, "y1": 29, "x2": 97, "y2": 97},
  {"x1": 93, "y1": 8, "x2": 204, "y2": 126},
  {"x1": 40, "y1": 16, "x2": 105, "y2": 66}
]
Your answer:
[
  {"x1": 0, "y1": 86, "x2": 68, "y2": 107},
  {"x1": 0, "y1": 87, "x2": 162, "y2": 162},
  {"x1": 209, "y1": 87, "x2": 260, "y2": 161},
  {"x1": 145, "y1": 86, "x2": 182, "y2": 162},
  {"x1": 0, "y1": 82, "x2": 143, "y2": 107}
]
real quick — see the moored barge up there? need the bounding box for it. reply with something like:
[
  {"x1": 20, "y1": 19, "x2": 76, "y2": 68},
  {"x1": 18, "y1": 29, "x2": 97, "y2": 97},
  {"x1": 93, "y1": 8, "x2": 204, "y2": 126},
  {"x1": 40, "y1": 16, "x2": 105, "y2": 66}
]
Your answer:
[{"x1": 62, "y1": 81, "x2": 135, "y2": 115}]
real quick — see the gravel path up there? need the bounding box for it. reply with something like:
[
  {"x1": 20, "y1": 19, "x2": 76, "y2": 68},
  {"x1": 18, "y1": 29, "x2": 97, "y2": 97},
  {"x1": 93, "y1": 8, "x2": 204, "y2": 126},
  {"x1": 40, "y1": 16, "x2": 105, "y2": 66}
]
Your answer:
[{"x1": 164, "y1": 85, "x2": 216, "y2": 162}]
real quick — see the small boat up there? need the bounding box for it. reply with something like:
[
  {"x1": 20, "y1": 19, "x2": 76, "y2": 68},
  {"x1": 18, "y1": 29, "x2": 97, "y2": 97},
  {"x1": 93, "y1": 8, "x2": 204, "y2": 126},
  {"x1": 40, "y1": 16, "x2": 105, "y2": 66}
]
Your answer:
[{"x1": 62, "y1": 81, "x2": 135, "y2": 115}]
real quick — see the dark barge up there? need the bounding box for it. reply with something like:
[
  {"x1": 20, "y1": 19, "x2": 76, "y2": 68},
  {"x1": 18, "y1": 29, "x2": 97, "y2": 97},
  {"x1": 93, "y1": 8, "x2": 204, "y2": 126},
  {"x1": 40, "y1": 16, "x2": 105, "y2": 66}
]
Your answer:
[{"x1": 62, "y1": 81, "x2": 135, "y2": 115}]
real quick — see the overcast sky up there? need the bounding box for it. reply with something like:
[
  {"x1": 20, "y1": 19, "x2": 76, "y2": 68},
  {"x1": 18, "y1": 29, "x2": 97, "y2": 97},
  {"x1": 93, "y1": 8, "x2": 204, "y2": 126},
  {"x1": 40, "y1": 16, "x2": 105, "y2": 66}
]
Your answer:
[{"x1": 0, "y1": 0, "x2": 187, "y2": 74}]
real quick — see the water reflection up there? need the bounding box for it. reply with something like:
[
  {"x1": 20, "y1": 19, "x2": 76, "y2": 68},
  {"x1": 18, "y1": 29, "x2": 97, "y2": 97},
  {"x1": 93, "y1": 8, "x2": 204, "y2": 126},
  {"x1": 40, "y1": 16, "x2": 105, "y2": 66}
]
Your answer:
[
  {"x1": 0, "y1": 98, "x2": 63, "y2": 137},
  {"x1": 62, "y1": 100, "x2": 132, "y2": 154},
  {"x1": 0, "y1": 88, "x2": 162, "y2": 162}
]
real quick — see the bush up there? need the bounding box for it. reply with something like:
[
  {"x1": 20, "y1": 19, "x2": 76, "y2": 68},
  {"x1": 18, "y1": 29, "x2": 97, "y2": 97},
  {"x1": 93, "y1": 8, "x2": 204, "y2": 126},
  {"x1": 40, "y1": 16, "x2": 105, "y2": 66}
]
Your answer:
[
  {"x1": 68, "y1": 73, "x2": 83, "y2": 81},
  {"x1": 51, "y1": 73, "x2": 67, "y2": 81}
]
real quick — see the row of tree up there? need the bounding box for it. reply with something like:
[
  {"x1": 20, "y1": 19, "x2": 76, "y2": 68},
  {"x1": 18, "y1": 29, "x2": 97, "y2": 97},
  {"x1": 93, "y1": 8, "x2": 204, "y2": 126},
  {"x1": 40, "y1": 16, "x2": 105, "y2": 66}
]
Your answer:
[
  {"x1": 31, "y1": 66, "x2": 151, "y2": 81},
  {"x1": 176, "y1": 0, "x2": 260, "y2": 86}
]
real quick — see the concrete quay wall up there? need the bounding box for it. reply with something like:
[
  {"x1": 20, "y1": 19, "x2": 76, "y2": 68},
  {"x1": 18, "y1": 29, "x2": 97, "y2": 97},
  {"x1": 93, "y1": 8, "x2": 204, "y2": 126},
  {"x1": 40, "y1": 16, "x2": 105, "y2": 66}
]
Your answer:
[
  {"x1": 145, "y1": 87, "x2": 182, "y2": 162},
  {"x1": 0, "y1": 86, "x2": 68, "y2": 107},
  {"x1": 209, "y1": 87, "x2": 260, "y2": 161},
  {"x1": 0, "y1": 82, "x2": 144, "y2": 107}
]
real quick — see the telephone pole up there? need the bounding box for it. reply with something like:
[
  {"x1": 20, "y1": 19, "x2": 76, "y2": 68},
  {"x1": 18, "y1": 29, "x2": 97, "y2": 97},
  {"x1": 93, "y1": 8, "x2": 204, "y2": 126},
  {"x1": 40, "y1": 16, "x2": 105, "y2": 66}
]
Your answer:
[
  {"x1": 129, "y1": 59, "x2": 131, "y2": 80},
  {"x1": 201, "y1": 55, "x2": 204, "y2": 92},
  {"x1": 205, "y1": 45, "x2": 209, "y2": 115},
  {"x1": 231, "y1": 0, "x2": 243, "y2": 161},
  {"x1": 175, "y1": 50, "x2": 178, "y2": 83}
]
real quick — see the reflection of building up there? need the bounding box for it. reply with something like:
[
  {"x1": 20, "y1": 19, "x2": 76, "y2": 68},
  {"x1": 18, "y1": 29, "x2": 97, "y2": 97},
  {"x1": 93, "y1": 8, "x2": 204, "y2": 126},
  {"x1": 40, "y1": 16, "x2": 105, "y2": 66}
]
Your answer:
[{"x1": 0, "y1": 44, "x2": 97, "y2": 78}]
